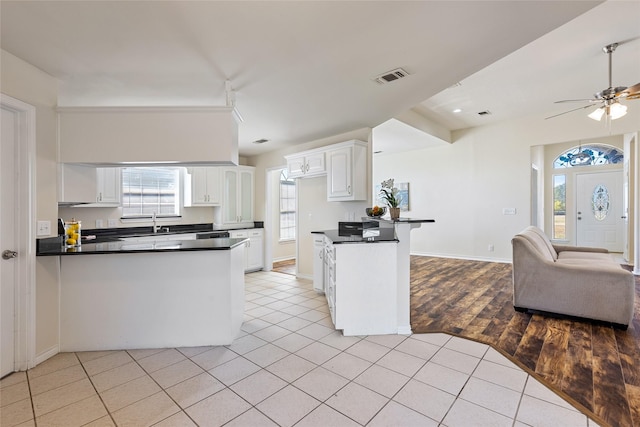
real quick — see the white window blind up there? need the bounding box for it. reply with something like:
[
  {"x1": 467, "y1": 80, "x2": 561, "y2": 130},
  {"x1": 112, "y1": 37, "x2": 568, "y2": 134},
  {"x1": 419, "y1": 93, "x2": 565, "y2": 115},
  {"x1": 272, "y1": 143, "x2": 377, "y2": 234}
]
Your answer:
[
  {"x1": 279, "y1": 169, "x2": 296, "y2": 241},
  {"x1": 121, "y1": 167, "x2": 180, "y2": 218}
]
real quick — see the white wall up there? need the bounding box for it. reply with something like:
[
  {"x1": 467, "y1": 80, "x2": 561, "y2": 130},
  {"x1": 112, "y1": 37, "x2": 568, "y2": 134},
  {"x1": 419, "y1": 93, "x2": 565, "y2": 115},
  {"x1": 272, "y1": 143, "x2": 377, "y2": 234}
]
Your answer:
[
  {"x1": 374, "y1": 108, "x2": 640, "y2": 262},
  {"x1": 1, "y1": 49, "x2": 60, "y2": 358}
]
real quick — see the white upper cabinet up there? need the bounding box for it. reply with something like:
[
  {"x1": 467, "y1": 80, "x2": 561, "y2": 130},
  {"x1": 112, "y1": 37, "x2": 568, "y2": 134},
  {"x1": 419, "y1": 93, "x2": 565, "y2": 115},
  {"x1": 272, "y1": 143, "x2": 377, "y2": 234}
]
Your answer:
[
  {"x1": 284, "y1": 140, "x2": 367, "y2": 201},
  {"x1": 96, "y1": 168, "x2": 121, "y2": 204},
  {"x1": 217, "y1": 166, "x2": 254, "y2": 226},
  {"x1": 58, "y1": 164, "x2": 121, "y2": 206},
  {"x1": 184, "y1": 167, "x2": 221, "y2": 206},
  {"x1": 326, "y1": 141, "x2": 367, "y2": 201},
  {"x1": 286, "y1": 151, "x2": 325, "y2": 178}
]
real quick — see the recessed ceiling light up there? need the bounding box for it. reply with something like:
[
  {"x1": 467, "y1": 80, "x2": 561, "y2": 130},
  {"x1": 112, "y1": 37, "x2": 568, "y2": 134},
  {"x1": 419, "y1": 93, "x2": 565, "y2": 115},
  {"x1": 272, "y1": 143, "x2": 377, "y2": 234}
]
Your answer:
[
  {"x1": 453, "y1": 108, "x2": 462, "y2": 113},
  {"x1": 253, "y1": 138, "x2": 269, "y2": 144}
]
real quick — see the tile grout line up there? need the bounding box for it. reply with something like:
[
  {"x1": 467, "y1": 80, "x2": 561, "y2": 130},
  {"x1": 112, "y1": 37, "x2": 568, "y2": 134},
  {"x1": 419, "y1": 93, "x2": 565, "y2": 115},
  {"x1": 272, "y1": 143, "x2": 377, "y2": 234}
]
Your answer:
[{"x1": 76, "y1": 352, "x2": 119, "y2": 427}]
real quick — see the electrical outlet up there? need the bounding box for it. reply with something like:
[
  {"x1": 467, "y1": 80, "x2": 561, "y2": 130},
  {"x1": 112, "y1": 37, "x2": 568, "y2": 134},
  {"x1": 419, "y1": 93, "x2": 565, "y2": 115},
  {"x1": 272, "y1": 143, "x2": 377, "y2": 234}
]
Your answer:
[
  {"x1": 502, "y1": 208, "x2": 517, "y2": 215},
  {"x1": 96, "y1": 219, "x2": 104, "y2": 228},
  {"x1": 107, "y1": 219, "x2": 118, "y2": 228},
  {"x1": 488, "y1": 244, "x2": 494, "y2": 252},
  {"x1": 37, "y1": 220, "x2": 51, "y2": 236}
]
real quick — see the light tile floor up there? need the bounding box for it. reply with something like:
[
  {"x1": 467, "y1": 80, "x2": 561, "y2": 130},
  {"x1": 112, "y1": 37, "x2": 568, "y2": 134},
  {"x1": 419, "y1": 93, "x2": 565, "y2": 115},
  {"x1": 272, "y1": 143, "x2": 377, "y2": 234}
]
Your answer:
[{"x1": 1, "y1": 270, "x2": 602, "y2": 427}]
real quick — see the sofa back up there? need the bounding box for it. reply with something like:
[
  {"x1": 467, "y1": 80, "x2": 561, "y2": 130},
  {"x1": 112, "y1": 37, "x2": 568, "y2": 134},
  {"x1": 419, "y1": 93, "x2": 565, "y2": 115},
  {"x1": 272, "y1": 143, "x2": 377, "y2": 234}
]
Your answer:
[{"x1": 514, "y1": 226, "x2": 558, "y2": 262}]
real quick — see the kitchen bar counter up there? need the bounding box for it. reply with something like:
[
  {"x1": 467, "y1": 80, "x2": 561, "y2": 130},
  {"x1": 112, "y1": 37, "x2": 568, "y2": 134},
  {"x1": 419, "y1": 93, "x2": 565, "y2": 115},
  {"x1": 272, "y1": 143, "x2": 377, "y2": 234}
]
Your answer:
[
  {"x1": 311, "y1": 228, "x2": 398, "y2": 244},
  {"x1": 37, "y1": 236, "x2": 247, "y2": 256}
]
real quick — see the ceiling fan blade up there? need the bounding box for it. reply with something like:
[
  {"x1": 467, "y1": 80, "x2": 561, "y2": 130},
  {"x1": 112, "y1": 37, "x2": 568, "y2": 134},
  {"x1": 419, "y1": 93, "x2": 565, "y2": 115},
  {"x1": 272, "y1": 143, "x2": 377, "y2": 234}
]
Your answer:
[
  {"x1": 554, "y1": 99, "x2": 600, "y2": 104},
  {"x1": 618, "y1": 82, "x2": 640, "y2": 99},
  {"x1": 545, "y1": 104, "x2": 598, "y2": 120}
]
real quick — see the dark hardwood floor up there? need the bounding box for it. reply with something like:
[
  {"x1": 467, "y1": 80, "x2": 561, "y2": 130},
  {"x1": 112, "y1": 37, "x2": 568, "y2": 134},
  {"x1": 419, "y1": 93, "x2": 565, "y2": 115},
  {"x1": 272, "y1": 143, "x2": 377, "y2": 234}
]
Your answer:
[
  {"x1": 272, "y1": 258, "x2": 296, "y2": 275},
  {"x1": 410, "y1": 255, "x2": 640, "y2": 427}
]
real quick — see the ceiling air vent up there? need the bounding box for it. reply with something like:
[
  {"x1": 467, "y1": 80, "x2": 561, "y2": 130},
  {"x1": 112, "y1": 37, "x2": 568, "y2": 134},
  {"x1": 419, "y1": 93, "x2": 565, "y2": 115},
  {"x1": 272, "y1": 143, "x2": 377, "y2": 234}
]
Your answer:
[
  {"x1": 373, "y1": 68, "x2": 410, "y2": 85},
  {"x1": 477, "y1": 110, "x2": 492, "y2": 116}
]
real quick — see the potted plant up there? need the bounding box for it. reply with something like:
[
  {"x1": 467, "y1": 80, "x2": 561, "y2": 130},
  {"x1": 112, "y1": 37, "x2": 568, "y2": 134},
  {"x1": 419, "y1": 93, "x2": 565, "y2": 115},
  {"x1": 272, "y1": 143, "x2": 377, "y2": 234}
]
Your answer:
[{"x1": 380, "y1": 179, "x2": 401, "y2": 220}]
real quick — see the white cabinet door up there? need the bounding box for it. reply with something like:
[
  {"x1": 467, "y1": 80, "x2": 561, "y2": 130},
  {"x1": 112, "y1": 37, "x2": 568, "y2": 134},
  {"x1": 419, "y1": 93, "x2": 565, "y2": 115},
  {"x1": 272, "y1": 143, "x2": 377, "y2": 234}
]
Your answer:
[
  {"x1": 96, "y1": 168, "x2": 121, "y2": 204},
  {"x1": 305, "y1": 152, "x2": 325, "y2": 176},
  {"x1": 220, "y1": 167, "x2": 254, "y2": 226},
  {"x1": 313, "y1": 234, "x2": 325, "y2": 293},
  {"x1": 239, "y1": 168, "x2": 254, "y2": 223},
  {"x1": 287, "y1": 155, "x2": 306, "y2": 178},
  {"x1": 190, "y1": 167, "x2": 209, "y2": 205},
  {"x1": 326, "y1": 141, "x2": 367, "y2": 201},
  {"x1": 246, "y1": 229, "x2": 263, "y2": 272},
  {"x1": 222, "y1": 168, "x2": 239, "y2": 224},
  {"x1": 286, "y1": 152, "x2": 325, "y2": 179},
  {"x1": 327, "y1": 147, "x2": 352, "y2": 199},
  {"x1": 186, "y1": 167, "x2": 220, "y2": 206}
]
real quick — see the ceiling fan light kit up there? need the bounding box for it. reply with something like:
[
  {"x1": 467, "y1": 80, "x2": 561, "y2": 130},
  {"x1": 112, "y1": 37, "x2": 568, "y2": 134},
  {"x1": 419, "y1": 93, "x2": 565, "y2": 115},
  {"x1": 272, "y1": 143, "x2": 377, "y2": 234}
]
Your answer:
[
  {"x1": 588, "y1": 101, "x2": 627, "y2": 121},
  {"x1": 549, "y1": 42, "x2": 639, "y2": 121}
]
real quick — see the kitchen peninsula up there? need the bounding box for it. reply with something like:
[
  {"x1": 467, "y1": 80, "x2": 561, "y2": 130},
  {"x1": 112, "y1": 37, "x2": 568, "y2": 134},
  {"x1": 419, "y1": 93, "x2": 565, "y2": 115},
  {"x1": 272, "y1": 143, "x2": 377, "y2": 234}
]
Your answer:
[
  {"x1": 37, "y1": 235, "x2": 248, "y2": 351},
  {"x1": 313, "y1": 218, "x2": 434, "y2": 336}
]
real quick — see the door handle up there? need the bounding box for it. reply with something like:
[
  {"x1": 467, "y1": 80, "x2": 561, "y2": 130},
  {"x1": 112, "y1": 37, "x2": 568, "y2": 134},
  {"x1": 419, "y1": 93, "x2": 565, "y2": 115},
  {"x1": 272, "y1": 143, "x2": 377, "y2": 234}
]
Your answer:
[{"x1": 2, "y1": 250, "x2": 18, "y2": 260}]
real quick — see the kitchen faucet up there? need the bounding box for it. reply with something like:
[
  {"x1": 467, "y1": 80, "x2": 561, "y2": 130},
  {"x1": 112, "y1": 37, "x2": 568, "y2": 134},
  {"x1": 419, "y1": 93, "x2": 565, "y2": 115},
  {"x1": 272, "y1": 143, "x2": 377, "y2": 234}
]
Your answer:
[{"x1": 152, "y1": 212, "x2": 160, "y2": 234}]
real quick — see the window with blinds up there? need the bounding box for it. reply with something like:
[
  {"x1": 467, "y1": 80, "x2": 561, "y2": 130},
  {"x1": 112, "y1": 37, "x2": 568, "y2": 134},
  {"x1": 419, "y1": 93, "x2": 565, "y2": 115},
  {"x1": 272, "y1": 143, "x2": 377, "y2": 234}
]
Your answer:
[
  {"x1": 279, "y1": 169, "x2": 296, "y2": 241},
  {"x1": 121, "y1": 167, "x2": 181, "y2": 218}
]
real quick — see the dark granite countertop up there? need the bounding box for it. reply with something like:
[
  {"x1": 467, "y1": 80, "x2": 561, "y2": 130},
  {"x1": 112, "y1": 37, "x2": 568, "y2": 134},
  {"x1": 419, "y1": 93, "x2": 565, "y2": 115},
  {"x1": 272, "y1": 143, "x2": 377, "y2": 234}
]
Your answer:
[
  {"x1": 362, "y1": 217, "x2": 436, "y2": 224},
  {"x1": 312, "y1": 228, "x2": 398, "y2": 244},
  {"x1": 37, "y1": 236, "x2": 248, "y2": 256}
]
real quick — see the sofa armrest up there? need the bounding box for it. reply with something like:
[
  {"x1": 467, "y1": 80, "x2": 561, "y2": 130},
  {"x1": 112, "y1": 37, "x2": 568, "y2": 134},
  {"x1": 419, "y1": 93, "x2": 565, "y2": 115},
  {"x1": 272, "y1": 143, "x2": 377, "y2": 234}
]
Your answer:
[{"x1": 552, "y1": 244, "x2": 608, "y2": 254}]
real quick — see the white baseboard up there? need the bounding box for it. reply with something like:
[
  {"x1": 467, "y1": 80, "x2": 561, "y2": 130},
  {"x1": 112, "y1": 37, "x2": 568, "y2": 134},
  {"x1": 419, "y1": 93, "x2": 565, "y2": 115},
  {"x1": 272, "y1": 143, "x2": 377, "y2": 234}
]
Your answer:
[
  {"x1": 397, "y1": 326, "x2": 412, "y2": 335},
  {"x1": 35, "y1": 345, "x2": 59, "y2": 366},
  {"x1": 410, "y1": 251, "x2": 511, "y2": 264},
  {"x1": 273, "y1": 256, "x2": 296, "y2": 263}
]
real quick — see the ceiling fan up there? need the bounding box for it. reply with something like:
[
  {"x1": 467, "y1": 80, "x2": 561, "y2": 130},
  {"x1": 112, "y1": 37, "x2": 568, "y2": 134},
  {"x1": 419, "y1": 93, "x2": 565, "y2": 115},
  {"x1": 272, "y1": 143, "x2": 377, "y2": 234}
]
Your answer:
[{"x1": 546, "y1": 42, "x2": 640, "y2": 120}]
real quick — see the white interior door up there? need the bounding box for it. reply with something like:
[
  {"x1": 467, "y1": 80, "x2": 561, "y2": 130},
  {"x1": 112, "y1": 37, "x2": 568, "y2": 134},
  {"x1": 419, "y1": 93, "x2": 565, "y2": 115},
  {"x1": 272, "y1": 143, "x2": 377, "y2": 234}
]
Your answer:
[
  {"x1": 576, "y1": 171, "x2": 623, "y2": 252},
  {"x1": 1, "y1": 106, "x2": 17, "y2": 378}
]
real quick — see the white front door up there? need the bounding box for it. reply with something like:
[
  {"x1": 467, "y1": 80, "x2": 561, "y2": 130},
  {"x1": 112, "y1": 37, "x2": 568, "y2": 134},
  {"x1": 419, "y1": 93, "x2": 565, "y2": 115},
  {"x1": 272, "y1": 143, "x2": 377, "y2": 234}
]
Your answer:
[
  {"x1": 1, "y1": 106, "x2": 17, "y2": 378},
  {"x1": 576, "y1": 171, "x2": 623, "y2": 252}
]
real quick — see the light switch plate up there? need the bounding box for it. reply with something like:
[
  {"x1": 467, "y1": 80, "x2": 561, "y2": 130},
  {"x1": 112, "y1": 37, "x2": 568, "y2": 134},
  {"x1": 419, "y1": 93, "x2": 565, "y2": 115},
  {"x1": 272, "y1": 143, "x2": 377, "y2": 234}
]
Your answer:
[
  {"x1": 37, "y1": 220, "x2": 51, "y2": 236},
  {"x1": 96, "y1": 219, "x2": 104, "y2": 228},
  {"x1": 502, "y1": 208, "x2": 517, "y2": 215}
]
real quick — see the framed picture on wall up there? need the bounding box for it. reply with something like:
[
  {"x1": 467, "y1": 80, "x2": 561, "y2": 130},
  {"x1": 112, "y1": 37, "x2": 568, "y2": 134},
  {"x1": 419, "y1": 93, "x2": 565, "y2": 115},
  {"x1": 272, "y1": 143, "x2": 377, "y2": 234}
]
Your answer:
[{"x1": 397, "y1": 182, "x2": 409, "y2": 211}]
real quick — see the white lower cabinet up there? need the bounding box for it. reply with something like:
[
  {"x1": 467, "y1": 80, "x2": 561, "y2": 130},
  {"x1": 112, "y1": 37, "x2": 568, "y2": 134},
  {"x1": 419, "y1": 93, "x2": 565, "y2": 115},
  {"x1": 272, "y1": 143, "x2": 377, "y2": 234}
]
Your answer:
[
  {"x1": 317, "y1": 236, "x2": 398, "y2": 335},
  {"x1": 312, "y1": 234, "x2": 325, "y2": 293},
  {"x1": 230, "y1": 228, "x2": 263, "y2": 273}
]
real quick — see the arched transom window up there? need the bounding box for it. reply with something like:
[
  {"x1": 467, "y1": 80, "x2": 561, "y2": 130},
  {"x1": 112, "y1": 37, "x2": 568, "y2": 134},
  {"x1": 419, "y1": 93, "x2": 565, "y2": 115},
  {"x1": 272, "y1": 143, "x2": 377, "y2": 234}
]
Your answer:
[{"x1": 553, "y1": 144, "x2": 623, "y2": 168}]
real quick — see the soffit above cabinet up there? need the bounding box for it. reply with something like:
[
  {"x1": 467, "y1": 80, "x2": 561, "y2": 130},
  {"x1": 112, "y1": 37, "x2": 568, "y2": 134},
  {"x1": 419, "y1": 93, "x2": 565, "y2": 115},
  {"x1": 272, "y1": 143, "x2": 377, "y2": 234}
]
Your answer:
[{"x1": 57, "y1": 106, "x2": 239, "y2": 166}]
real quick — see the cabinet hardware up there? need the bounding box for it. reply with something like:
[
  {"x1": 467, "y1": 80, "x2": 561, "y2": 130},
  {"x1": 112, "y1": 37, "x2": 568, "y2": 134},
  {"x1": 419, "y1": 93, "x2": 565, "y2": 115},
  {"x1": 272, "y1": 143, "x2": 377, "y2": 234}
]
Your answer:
[{"x1": 306, "y1": 163, "x2": 310, "y2": 172}]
